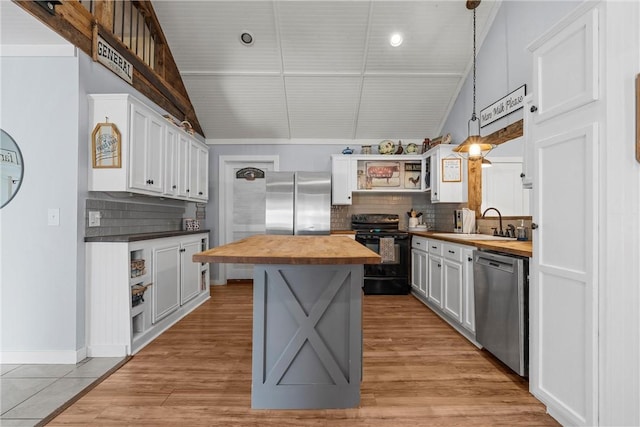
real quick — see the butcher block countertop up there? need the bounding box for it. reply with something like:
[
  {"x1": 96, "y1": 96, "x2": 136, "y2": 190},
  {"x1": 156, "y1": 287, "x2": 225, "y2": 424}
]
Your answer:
[
  {"x1": 193, "y1": 234, "x2": 381, "y2": 265},
  {"x1": 410, "y1": 231, "x2": 533, "y2": 258}
]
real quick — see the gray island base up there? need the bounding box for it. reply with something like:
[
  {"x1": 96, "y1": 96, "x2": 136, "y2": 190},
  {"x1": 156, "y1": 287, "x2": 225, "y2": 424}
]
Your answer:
[
  {"x1": 192, "y1": 235, "x2": 381, "y2": 409},
  {"x1": 252, "y1": 264, "x2": 362, "y2": 409}
]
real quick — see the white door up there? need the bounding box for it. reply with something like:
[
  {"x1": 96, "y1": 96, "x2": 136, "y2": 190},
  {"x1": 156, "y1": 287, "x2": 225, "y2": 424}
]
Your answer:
[
  {"x1": 219, "y1": 156, "x2": 278, "y2": 281},
  {"x1": 528, "y1": 6, "x2": 599, "y2": 426}
]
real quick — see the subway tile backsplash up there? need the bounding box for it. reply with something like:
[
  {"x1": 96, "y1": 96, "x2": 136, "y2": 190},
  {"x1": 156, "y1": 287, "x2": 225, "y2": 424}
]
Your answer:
[
  {"x1": 330, "y1": 193, "x2": 464, "y2": 232},
  {"x1": 85, "y1": 198, "x2": 186, "y2": 237}
]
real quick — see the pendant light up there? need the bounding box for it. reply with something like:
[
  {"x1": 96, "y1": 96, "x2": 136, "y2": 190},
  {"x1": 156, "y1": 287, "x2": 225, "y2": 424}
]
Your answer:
[{"x1": 453, "y1": 2, "x2": 495, "y2": 160}]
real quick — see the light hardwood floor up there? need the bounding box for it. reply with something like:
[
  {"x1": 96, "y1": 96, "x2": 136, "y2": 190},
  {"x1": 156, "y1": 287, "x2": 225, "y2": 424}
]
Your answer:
[{"x1": 48, "y1": 283, "x2": 558, "y2": 426}]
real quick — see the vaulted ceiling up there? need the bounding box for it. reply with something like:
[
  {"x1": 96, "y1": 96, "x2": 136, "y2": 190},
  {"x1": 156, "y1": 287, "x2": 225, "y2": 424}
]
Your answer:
[
  {"x1": 152, "y1": 1, "x2": 500, "y2": 142},
  {"x1": 1, "y1": 0, "x2": 500, "y2": 142}
]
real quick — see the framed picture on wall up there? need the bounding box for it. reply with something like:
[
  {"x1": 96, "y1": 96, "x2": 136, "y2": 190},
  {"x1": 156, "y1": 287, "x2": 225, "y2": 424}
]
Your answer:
[
  {"x1": 91, "y1": 122, "x2": 121, "y2": 168},
  {"x1": 442, "y1": 158, "x2": 462, "y2": 182}
]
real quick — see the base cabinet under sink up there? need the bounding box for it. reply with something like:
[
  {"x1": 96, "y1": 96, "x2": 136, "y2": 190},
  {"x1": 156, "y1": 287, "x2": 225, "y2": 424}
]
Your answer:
[{"x1": 411, "y1": 236, "x2": 478, "y2": 345}]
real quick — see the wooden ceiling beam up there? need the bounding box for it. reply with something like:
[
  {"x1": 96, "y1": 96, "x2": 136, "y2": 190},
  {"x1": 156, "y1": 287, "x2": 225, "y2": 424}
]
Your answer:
[
  {"x1": 482, "y1": 119, "x2": 524, "y2": 146},
  {"x1": 12, "y1": 0, "x2": 204, "y2": 137}
]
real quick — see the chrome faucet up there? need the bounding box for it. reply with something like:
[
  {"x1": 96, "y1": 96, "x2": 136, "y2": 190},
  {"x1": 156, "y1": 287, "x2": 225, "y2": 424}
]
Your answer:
[{"x1": 482, "y1": 207, "x2": 503, "y2": 236}]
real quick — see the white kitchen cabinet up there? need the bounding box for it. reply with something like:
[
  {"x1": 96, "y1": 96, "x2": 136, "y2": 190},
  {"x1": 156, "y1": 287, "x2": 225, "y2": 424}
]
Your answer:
[
  {"x1": 163, "y1": 129, "x2": 189, "y2": 198},
  {"x1": 462, "y1": 248, "x2": 475, "y2": 334},
  {"x1": 410, "y1": 236, "x2": 428, "y2": 296},
  {"x1": 427, "y1": 240, "x2": 443, "y2": 308},
  {"x1": 410, "y1": 237, "x2": 477, "y2": 344},
  {"x1": 426, "y1": 145, "x2": 467, "y2": 203},
  {"x1": 180, "y1": 238, "x2": 203, "y2": 304},
  {"x1": 527, "y1": 5, "x2": 599, "y2": 425},
  {"x1": 481, "y1": 156, "x2": 530, "y2": 216},
  {"x1": 152, "y1": 242, "x2": 181, "y2": 322},
  {"x1": 86, "y1": 232, "x2": 210, "y2": 357},
  {"x1": 331, "y1": 155, "x2": 354, "y2": 205},
  {"x1": 188, "y1": 140, "x2": 209, "y2": 201},
  {"x1": 129, "y1": 102, "x2": 164, "y2": 194},
  {"x1": 88, "y1": 94, "x2": 209, "y2": 202},
  {"x1": 330, "y1": 147, "x2": 465, "y2": 203},
  {"x1": 442, "y1": 244, "x2": 463, "y2": 323}
]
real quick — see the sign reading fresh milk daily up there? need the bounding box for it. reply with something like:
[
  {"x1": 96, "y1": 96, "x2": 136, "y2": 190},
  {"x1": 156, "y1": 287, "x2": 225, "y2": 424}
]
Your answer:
[
  {"x1": 96, "y1": 35, "x2": 133, "y2": 84},
  {"x1": 480, "y1": 85, "x2": 526, "y2": 128}
]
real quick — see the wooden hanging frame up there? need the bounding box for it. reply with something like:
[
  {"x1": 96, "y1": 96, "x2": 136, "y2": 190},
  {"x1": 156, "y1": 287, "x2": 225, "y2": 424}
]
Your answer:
[{"x1": 91, "y1": 120, "x2": 122, "y2": 168}]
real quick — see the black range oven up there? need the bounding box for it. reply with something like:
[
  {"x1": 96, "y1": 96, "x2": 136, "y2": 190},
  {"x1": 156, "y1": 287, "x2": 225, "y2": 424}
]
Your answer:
[{"x1": 352, "y1": 214, "x2": 410, "y2": 295}]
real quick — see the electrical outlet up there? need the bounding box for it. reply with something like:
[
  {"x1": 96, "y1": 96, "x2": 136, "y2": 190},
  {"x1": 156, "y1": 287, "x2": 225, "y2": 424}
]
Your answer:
[
  {"x1": 89, "y1": 211, "x2": 101, "y2": 227},
  {"x1": 48, "y1": 208, "x2": 60, "y2": 226}
]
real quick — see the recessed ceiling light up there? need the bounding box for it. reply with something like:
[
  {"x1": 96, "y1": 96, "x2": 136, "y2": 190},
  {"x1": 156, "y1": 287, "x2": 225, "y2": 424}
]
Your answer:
[
  {"x1": 240, "y1": 32, "x2": 254, "y2": 46},
  {"x1": 390, "y1": 33, "x2": 403, "y2": 47}
]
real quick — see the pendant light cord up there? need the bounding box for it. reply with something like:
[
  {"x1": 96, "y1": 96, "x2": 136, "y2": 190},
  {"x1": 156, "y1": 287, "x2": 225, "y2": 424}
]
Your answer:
[{"x1": 472, "y1": 8, "x2": 477, "y2": 122}]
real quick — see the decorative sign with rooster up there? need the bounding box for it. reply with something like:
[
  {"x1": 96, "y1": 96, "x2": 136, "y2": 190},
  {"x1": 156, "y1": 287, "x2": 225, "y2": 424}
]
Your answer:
[{"x1": 404, "y1": 163, "x2": 421, "y2": 189}]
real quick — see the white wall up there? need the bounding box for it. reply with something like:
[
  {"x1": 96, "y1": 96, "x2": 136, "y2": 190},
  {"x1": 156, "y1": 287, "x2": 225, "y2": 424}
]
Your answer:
[
  {"x1": 0, "y1": 53, "x2": 82, "y2": 362},
  {"x1": 0, "y1": 32, "x2": 176, "y2": 363},
  {"x1": 442, "y1": 0, "x2": 581, "y2": 156}
]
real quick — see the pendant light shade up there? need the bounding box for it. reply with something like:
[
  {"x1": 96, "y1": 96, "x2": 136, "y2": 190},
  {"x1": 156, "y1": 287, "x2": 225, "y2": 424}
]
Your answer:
[{"x1": 453, "y1": 4, "x2": 495, "y2": 160}]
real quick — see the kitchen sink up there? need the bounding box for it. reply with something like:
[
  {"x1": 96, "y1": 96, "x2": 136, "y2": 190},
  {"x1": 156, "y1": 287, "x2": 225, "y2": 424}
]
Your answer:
[{"x1": 431, "y1": 233, "x2": 517, "y2": 241}]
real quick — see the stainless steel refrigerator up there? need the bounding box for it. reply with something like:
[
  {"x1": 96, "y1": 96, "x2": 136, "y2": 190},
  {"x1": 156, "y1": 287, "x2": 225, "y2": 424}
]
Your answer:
[{"x1": 265, "y1": 171, "x2": 331, "y2": 235}]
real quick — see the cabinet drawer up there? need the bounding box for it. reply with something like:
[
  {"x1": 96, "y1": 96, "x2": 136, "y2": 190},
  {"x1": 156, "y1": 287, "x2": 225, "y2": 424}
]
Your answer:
[
  {"x1": 443, "y1": 244, "x2": 463, "y2": 262},
  {"x1": 411, "y1": 236, "x2": 428, "y2": 251},
  {"x1": 427, "y1": 240, "x2": 443, "y2": 255}
]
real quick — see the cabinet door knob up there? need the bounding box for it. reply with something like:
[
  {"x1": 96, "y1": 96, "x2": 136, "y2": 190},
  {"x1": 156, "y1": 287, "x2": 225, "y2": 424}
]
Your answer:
[
  {"x1": 172, "y1": 185, "x2": 177, "y2": 189},
  {"x1": 530, "y1": 105, "x2": 538, "y2": 113},
  {"x1": 448, "y1": 250, "x2": 455, "y2": 254},
  {"x1": 198, "y1": 191, "x2": 203, "y2": 195},
  {"x1": 186, "y1": 189, "x2": 190, "y2": 193},
  {"x1": 531, "y1": 223, "x2": 539, "y2": 229},
  {"x1": 520, "y1": 173, "x2": 525, "y2": 178},
  {"x1": 468, "y1": 257, "x2": 473, "y2": 262}
]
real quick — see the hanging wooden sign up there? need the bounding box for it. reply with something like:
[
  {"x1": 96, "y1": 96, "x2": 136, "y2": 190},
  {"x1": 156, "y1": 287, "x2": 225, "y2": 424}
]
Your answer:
[
  {"x1": 95, "y1": 34, "x2": 133, "y2": 84},
  {"x1": 91, "y1": 122, "x2": 122, "y2": 168},
  {"x1": 480, "y1": 85, "x2": 526, "y2": 128}
]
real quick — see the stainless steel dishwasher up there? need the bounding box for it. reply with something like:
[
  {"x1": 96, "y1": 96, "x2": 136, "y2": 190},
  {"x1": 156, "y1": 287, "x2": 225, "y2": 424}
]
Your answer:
[{"x1": 473, "y1": 250, "x2": 529, "y2": 376}]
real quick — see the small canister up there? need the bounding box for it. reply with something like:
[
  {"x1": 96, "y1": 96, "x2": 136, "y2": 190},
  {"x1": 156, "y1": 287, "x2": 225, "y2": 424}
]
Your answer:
[{"x1": 516, "y1": 220, "x2": 528, "y2": 241}]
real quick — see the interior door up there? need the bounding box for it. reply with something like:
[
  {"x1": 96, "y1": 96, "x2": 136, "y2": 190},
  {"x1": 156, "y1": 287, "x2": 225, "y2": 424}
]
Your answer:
[
  {"x1": 528, "y1": 7, "x2": 599, "y2": 425},
  {"x1": 219, "y1": 156, "x2": 278, "y2": 281}
]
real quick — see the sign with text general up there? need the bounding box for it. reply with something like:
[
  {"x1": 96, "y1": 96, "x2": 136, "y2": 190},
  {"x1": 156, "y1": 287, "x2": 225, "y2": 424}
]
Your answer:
[
  {"x1": 96, "y1": 35, "x2": 133, "y2": 84},
  {"x1": 480, "y1": 85, "x2": 526, "y2": 128}
]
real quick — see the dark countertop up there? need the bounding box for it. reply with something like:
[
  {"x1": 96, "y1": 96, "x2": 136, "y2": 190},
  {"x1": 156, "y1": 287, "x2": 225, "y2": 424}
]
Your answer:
[
  {"x1": 410, "y1": 231, "x2": 533, "y2": 258},
  {"x1": 85, "y1": 229, "x2": 210, "y2": 243}
]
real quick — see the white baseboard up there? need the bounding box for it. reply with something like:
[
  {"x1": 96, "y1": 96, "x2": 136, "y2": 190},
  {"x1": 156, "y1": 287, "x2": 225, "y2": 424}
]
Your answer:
[{"x1": 87, "y1": 345, "x2": 130, "y2": 358}]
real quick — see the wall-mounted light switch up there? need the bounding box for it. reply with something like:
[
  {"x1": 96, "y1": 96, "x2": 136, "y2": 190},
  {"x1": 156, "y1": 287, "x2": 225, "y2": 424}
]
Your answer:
[
  {"x1": 89, "y1": 211, "x2": 101, "y2": 227},
  {"x1": 48, "y1": 208, "x2": 60, "y2": 226}
]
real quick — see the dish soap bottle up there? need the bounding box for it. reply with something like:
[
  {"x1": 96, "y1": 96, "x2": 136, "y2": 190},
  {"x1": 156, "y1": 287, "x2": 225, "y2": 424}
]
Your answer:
[{"x1": 516, "y1": 219, "x2": 528, "y2": 241}]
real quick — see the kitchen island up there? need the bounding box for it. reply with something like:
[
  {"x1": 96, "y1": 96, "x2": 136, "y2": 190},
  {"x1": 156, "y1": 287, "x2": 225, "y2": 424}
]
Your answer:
[{"x1": 193, "y1": 235, "x2": 380, "y2": 409}]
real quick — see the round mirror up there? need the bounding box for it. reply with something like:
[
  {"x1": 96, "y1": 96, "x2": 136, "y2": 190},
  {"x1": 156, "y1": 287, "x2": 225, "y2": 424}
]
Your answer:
[{"x1": 1, "y1": 129, "x2": 24, "y2": 209}]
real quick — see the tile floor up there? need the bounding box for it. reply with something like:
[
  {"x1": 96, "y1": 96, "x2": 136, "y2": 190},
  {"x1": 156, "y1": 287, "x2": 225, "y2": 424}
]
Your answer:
[{"x1": 0, "y1": 357, "x2": 125, "y2": 426}]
